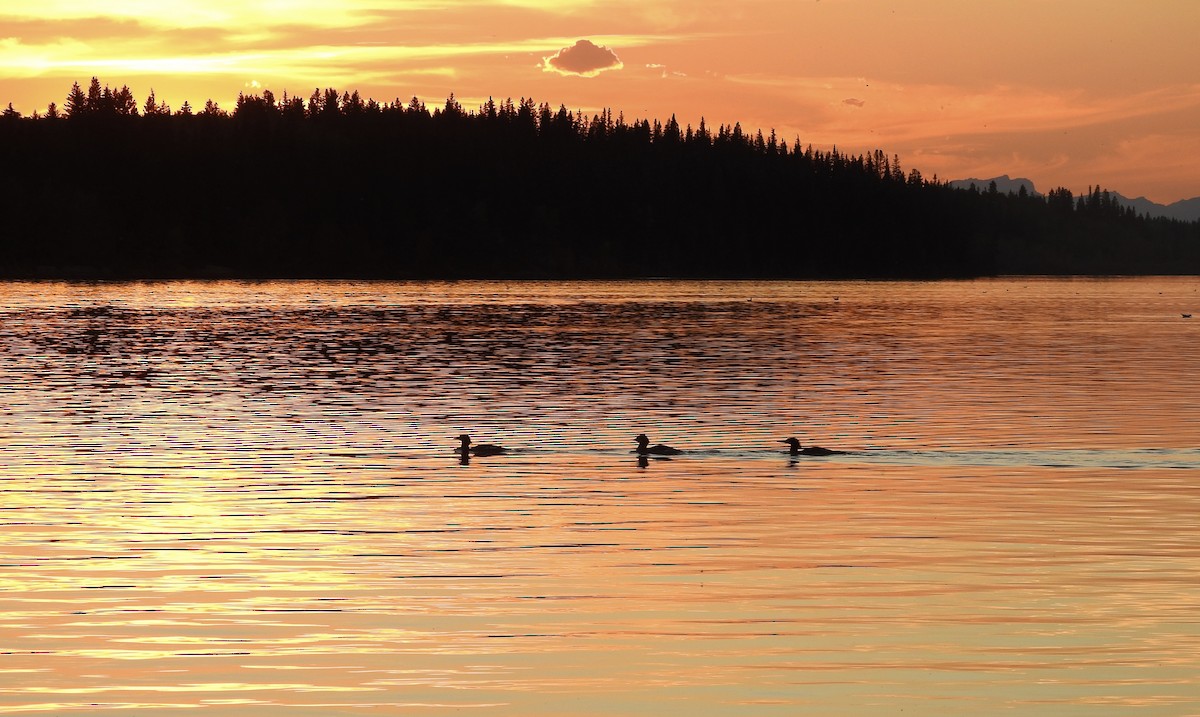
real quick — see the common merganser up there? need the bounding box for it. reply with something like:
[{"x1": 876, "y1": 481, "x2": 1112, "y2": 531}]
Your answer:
[
  {"x1": 781, "y1": 437, "x2": 845, "y2": 456},
  {"x1": 455, "y1": 434, "x2": 507, "y2": 457},
  {"x1": 634, "y1": 433, "x2": 682, "y2": 455}
]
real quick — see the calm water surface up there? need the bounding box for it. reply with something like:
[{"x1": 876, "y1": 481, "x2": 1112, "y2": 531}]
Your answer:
[{"x1": 1, "y1": 279, "x2": 1198, "y2": 715}]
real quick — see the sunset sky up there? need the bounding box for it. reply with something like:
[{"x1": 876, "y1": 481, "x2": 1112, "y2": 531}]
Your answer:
[{"x1": 2, "y1": 0, "x2": 1197, "y2": 203}]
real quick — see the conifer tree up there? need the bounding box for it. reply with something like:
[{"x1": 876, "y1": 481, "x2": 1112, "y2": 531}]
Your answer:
[
  {"x1": 65, "y1": 82, "x2": 86, "y2": 117},
  {"x1": 143, "y1": 90, "x2": 159, "y2": 115}
]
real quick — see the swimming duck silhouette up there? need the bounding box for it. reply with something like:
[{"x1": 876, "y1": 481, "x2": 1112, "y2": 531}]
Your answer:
[
  {"x1": 455, "y1": 434, "x2": 507, "y2": 457},
  {"x1": 634, "y1": 433, "x2": 682, "y2": 455},
  {"x1": 781, "y1": 437, "x2": 845, "y2": 456}
]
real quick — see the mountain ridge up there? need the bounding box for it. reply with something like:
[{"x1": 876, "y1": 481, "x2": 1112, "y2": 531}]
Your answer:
[{"x1": 948, "y1": 175, "x2": 1200, "y2": 222}]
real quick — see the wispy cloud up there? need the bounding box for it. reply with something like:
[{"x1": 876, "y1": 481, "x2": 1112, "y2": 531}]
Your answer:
[
  {"x1": 0, "y1": 34, "x2": 658, "y2": 81},
  {"x1": 1, "y1": 0, "x2": 606, "y2": 29}
]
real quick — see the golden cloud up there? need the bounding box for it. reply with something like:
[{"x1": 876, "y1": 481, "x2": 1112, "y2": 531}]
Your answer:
[{"x1": 542, "y1": 39, "x2": 622, "y2": 78}]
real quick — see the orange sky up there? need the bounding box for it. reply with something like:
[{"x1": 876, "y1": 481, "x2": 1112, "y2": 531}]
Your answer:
[{"x1": 2, "y1": 0, "x2": 1197, "y2": 203}]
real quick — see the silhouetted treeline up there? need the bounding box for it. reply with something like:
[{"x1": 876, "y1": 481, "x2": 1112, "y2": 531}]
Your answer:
[{"x1": 2, "y1": 77, "x2": 1197, "y2": 279}]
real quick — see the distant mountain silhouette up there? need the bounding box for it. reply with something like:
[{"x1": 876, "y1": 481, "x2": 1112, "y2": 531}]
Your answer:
[
  {"x1": 948, "y1": 175, "x2": 1040, "y2": 197},
  {"x1": 1108, "y1": 193, "x2": 1200, "y2": 223},
  {"x1": 950, "y1": 175, "x2": 1200, "y2": 221}
]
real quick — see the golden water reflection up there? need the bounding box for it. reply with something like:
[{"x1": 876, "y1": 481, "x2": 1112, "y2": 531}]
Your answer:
[{"x1": 1, "y1": 279, "x2": 1199, "y2": 715}]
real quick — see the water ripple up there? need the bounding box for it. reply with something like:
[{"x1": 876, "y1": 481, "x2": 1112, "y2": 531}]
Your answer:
[{"x1": 1, "y1": 279, "x2": 1199, "y2": 715}]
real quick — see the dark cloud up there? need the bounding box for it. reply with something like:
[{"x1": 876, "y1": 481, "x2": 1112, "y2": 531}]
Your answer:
[
  {"x1": 843, "y1": 98, "x2": 865, "y2": 107},
  {"x1": 543, "y1": 39, "x2": 622, "y2": 77}
]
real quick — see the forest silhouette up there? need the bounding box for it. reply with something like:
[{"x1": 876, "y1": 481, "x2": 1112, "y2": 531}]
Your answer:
[{"x1": 2, "y1": 77, "x2": 1198, "y2": 279}]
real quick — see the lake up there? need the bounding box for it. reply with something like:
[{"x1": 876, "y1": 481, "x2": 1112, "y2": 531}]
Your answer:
[{"x1": 1, "y1": 278, "x2": 1198, "y2": 716}]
